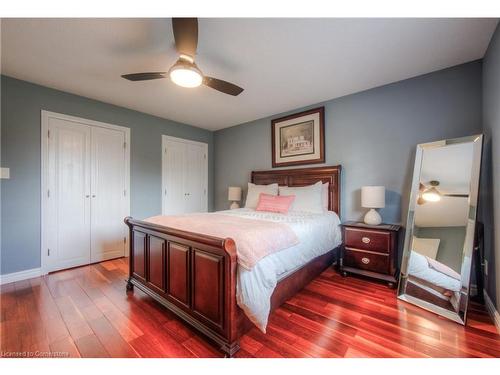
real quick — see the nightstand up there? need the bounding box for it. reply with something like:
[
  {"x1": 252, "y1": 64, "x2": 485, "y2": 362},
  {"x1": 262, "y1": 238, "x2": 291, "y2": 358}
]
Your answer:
[{"x1": 340, "y1": 221, "x2": 401, "y2": 288}]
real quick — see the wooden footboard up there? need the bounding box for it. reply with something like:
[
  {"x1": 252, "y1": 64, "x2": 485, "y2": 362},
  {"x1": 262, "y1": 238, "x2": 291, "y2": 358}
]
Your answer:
[
  {"x1": 124, "y1": 216, "x2": 241, "y2": 356},
  {"x1": 124, "y1": 165, "x2": 342, "y2": 357},
  {"x1": 125, "y1": 216, "x2": 340, "y2": 357}
]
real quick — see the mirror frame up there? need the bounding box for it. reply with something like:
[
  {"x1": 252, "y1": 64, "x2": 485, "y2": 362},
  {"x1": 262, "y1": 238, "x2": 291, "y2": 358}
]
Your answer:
[{"x1": 397, "y1": 134, "x2": 483, "y2": 325}]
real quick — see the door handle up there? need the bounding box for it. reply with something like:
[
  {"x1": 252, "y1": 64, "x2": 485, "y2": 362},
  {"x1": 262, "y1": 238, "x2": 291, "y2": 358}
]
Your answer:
[
  {"x1": 85, "y1": 195, "x2": 90, "y2": 198},
  {"x1": 92, "y1": 195, "x2": 96, "y2": 198}
]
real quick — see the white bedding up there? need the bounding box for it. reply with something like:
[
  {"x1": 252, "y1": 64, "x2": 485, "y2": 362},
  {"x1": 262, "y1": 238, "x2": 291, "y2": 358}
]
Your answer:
[
  {"x1": 408, "y1": 251, "x2": 461, "y2": 292},
  {"x1": 220, "y1": 208, "x2": 342, "y2": 332}
]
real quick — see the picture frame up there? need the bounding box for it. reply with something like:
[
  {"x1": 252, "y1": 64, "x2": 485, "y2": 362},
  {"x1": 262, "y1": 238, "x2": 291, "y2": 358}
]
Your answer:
[{"x1": 271, "y1": 106, "x2": 325, "y2": 167}]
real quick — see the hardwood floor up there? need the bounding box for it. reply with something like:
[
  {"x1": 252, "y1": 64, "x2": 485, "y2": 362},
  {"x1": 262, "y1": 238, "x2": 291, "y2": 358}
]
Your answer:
[{"x1": 1, "y1": 258, "x2": 499, "y2": 358}]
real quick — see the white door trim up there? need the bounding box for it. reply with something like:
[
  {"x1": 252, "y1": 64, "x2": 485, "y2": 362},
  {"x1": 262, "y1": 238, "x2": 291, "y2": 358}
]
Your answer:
[
  {"x1": 41, "y1": 110, "x2": 131, "y2": 275},
  {"x1": 161, "y1": 135, "x2": 208, "y2": 215}
]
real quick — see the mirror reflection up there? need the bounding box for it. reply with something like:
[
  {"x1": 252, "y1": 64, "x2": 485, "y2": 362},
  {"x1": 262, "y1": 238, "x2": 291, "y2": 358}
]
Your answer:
[{"x1": 398, "y1": 135, "x2": 482, "y2": 324}]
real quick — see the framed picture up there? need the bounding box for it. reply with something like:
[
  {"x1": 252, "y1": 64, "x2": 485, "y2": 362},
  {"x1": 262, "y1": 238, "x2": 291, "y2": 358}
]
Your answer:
[{"x1": 271, "y1": 106, "x2": 325, "y2": 167}]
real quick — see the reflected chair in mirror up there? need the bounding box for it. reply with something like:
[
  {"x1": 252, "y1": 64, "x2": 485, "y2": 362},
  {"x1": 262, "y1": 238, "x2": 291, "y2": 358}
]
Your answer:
[{"x1": 397, "y1": 134, "x2": 483, "y2": 325}]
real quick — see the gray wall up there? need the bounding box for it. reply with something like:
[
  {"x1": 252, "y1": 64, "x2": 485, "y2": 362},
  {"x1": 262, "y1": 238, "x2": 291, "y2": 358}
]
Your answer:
[
  {"x1": 0, "y1": 60, "x2": 487, "y2": 280},
  {"x1": 0, "y1": 76, "x2": 214, "y2": 275},
  {"x1": 481, "y1": 23, "x2": 500, "y2": 309},
  {"x1": 414, "y1": 226, "x2": 466, "y2": 273},
  {"x1": 214, "y1": 61, "x2": 483, "y2": 225}
]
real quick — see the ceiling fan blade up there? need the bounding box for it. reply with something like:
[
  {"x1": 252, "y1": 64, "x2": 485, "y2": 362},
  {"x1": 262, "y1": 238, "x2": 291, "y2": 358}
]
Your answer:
[
  {"x1": 121, "y1": 72, "x2": 167, "y2": 81},
  {"x1": 172, "y1": 18, "x2": 198, "y2": 57},
  {"x1": 203, "y1": 76, "x2": 244, "y2": 96},
  {"x1": 443, "y1": 194, "x2": 469, "y2": 198}
]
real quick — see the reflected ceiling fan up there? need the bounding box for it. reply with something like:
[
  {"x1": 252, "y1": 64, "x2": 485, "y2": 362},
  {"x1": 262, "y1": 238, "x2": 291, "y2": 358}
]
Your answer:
[
  {"x1": 121, "y1": 18, "x2": 244, "y2": 96},
  {"x1": 417, "y1": 180, "x2": 469, "y2": 205}
]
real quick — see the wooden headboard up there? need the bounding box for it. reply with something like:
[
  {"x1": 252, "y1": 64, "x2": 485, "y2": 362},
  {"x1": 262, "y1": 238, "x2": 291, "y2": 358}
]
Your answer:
[{"x1": 251, "y1": 165, "x2": 342, "y2": 215}]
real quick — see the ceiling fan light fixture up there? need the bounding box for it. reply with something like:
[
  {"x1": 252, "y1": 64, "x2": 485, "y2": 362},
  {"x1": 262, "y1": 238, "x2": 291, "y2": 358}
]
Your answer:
[
  {"x1": 121, "y1": 19, "x2": 244, "y2": 96},
  {"x1": 169, "y1": 60, "x2": 202, "y2": 88},
  {"x1": 421, "y1": 187, "x2": 441, "y2": 202},
  {"x1": 179, "y1": 53, "x2": 195, "y2": 63},
  {"x1": 417, "y1": 196, "x2": 426, "y2": 205}
]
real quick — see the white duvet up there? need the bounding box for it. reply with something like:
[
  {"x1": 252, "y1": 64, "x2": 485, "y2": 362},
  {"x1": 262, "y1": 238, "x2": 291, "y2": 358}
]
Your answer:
[
  {"x1": 220, "y1": 208, "x2": 342, "y2": 332},
  {"x1": 408, "y1": 251, "x2": 461, "y2": 292}
]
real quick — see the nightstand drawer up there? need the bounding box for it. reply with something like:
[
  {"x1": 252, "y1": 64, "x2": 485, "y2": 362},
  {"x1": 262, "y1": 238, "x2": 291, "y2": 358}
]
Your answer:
[
  {"x1": 344, "y1": 227, "x2": 390, "y2": 253},
  {"x1": 343, "y1": 247, "x2": 389, "y2": 274}
]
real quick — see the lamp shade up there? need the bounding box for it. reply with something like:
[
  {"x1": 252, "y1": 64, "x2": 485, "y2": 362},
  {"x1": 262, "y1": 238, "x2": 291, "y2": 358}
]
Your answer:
[
  {"x1": 228, "y1": 186, "x2": 242, "y2": 201},
  {"x1": 361, "y1": 186, "x2": 385, "y2": 208}
]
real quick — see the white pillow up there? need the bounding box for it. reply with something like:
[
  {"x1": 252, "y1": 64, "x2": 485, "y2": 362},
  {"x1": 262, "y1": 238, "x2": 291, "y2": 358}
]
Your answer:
[
  {"x1": 279, "y1": 181, "x2": 324, "y2": 213},
  {"x1": 322, "y1": 182, "x2": 329, "y2": 211},
  {"x1": 412, "y1": 236, "x2": 440, "y2": 259},
  {"x1": 244, "y1": 183, "x2": 279, "y2": 209}
]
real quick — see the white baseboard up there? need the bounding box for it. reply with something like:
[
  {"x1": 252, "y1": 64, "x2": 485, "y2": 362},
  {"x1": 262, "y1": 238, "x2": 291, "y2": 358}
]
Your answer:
[
  {"x1": 0, "y1": 267, "x2": 42, "y2": 286},
  {"x1": 483, "y1": 290, "x2": 500, "y2": 334}
]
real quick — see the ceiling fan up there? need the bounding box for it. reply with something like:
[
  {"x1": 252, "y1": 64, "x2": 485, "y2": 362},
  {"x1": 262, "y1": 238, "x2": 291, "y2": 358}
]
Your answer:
[
  {"x1": 121, "y1": 18, "x2": 244, "y2": 96},
  {"x1": 417, "y1": 180, "x2": 469, "y2": 205}
]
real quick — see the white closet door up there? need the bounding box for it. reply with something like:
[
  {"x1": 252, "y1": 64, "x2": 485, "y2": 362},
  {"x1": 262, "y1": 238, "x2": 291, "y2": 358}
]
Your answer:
[
  {"x1": 90, "y1": 126, "x2": 127, "y2": 263},
  {"x1": 47, "y1": 118, "x2": 91, "y2": 272},
  {"x1": 185, "y1": 143, "x2": 207, "y2": 213},
  {"x1": 163, "y1": 139, "x2": 187, "y2": 215},
  {"x1": 162, "y1": 136, "x2": 208, "y2": 215}
]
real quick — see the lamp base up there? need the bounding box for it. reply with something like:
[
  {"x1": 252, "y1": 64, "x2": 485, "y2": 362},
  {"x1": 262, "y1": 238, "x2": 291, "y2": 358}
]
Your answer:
[
  {"x1": 230, "y1": 201, "x2": 240, "y2": 210},
  {"x1": 364, "y1": 208, "x2": 382, "y2": 225}
]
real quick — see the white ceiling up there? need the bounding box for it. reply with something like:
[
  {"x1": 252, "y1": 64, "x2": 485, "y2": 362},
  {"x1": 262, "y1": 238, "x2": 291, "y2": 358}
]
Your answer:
[
  {"x1": 1, "y1": 18, "x2": 498, "y2": 131},
  {"x1": 416, "y1": 142, "x2": 474, "y2": 227},
  {"x1": 420, "y1": 142, "x2": 474, "y2": 194},
  {"x1": 415, "y1": 196, "x2": 469, "y2": 227}
]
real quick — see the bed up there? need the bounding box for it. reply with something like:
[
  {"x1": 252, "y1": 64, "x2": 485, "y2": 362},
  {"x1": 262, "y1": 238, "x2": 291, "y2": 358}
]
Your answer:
[
  {"x1": 406, "y1": 251, "x2": 462, "y2": 311},
  {"x1": 124, "y1": 165, "x2": 342, "y2": 356}
]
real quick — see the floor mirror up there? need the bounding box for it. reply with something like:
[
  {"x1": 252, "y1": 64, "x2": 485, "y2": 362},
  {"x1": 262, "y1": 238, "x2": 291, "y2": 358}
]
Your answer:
[{"x1": 398, "y1": 134, "x2": 483, "y2": 324}]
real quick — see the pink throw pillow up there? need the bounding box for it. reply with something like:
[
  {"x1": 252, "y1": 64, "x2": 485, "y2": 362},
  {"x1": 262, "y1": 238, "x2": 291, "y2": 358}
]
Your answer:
[{"x1": 256, "y1": 193, "x2": 295, "y2": 214}]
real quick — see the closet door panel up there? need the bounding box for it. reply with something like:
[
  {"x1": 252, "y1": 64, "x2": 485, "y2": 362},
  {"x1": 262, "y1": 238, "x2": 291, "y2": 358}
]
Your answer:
[
  {"x1": 184, "y1": 143, "x2": 207, "y2": 213},
  {"x1": 163, "y1": 140, "x2": 187, "y2": 215},
  {"x1": 90, "y1": 126, "x2": 127, "y2": 263},
  {"x1": 47, "y1": 118, "x2": 91, "y2": 272}
]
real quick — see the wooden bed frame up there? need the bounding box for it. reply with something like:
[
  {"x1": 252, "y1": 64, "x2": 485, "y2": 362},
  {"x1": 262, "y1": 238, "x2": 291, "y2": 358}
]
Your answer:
[{"x1": 124, "y1": 165, "x2": 342, "y2": 356}]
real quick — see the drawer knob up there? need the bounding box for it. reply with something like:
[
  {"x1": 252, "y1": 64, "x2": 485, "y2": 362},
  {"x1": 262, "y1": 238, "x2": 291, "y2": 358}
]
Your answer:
[
  {"x1": 362, "y1": 237, "x2": 371, "y2": 244},
  {"x1": 361, "y1": 257, "x2": 370, "y2": 264}
]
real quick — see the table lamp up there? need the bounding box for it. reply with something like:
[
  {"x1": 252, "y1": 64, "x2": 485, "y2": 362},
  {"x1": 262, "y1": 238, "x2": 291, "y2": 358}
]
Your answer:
[
  {"x1": 361, "y1": 186, "x2": 385, "y2": 225},
  {"x1": 228, "y1": 186, "x2": 242, "y2": 209}
]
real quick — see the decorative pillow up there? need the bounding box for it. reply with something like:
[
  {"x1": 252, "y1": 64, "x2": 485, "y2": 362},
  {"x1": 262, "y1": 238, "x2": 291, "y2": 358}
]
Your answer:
[
  {"x1": 412, "y1": 236, "x2": 440, "y2": 259},
  {"x1": 322, "y1": 182, "x2": 329, "y2": 211},
  {"x1": 427, "y1": 257, "x2": 461, "y2": 281},
  {"x1": 279, "y1": 181, "x2": 324, "y2": 213},
  {"x1": 255, "y1": 193, "x2": 295, "y2": 214},
  {"x1": 244, "y1": 182, "x2": 279, "y2": 209}
]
